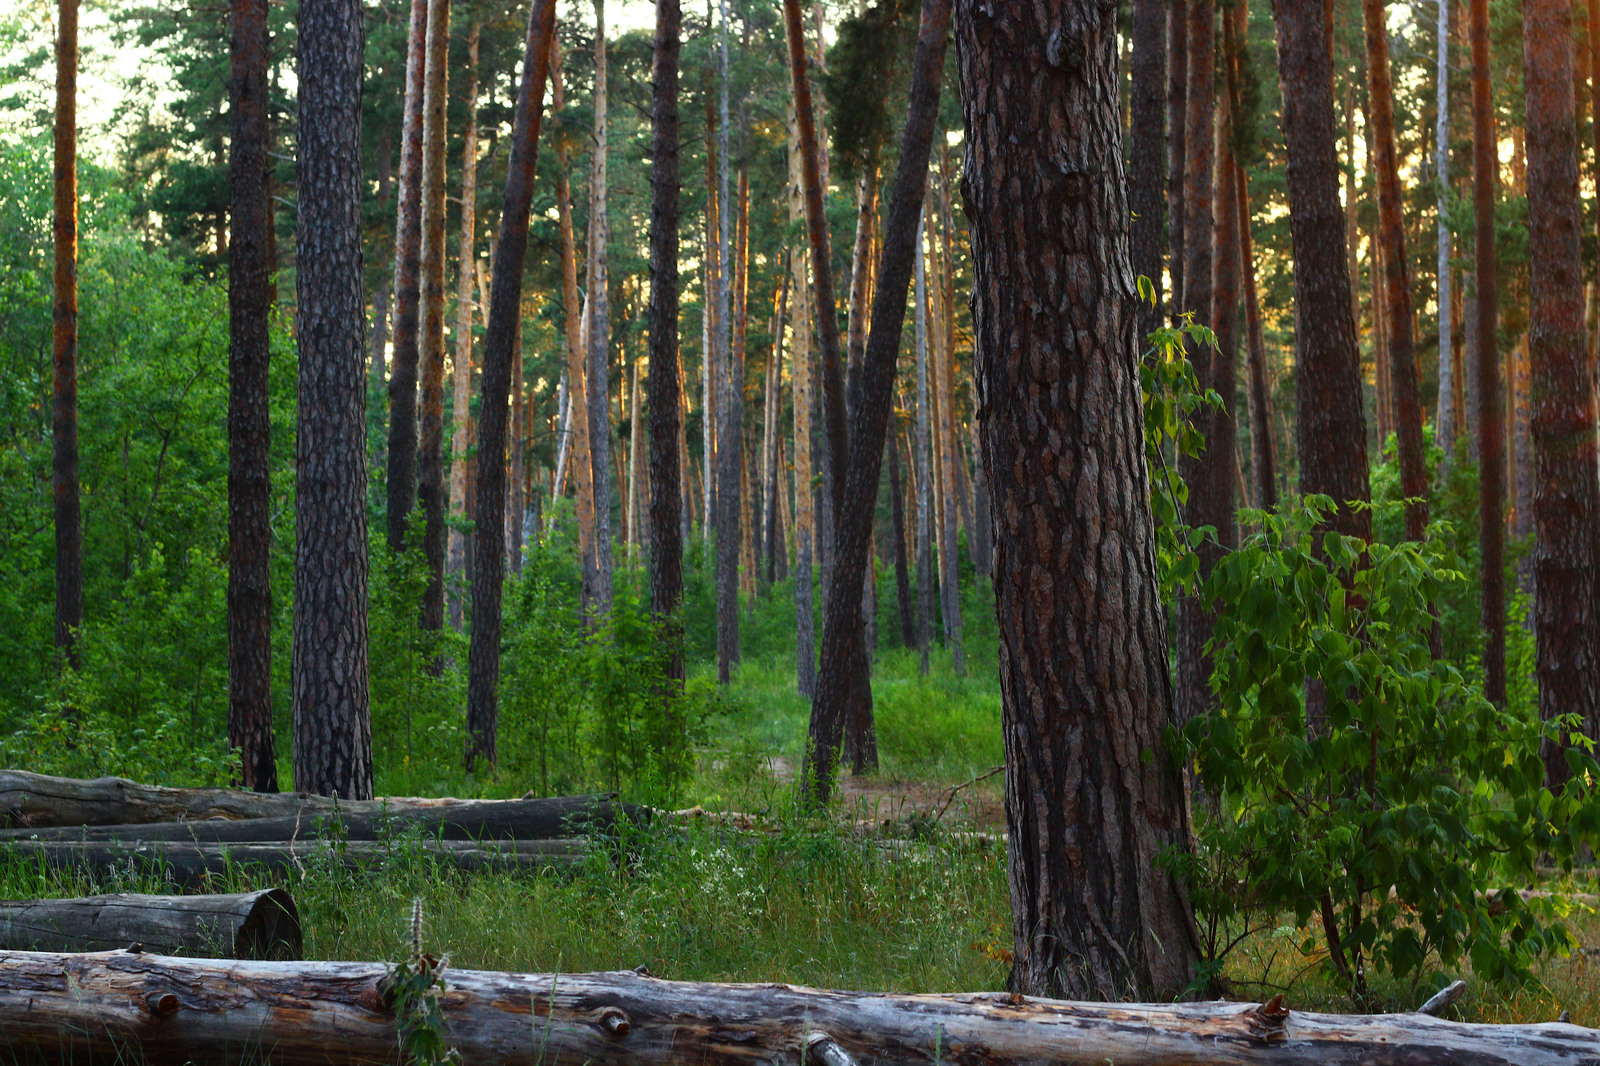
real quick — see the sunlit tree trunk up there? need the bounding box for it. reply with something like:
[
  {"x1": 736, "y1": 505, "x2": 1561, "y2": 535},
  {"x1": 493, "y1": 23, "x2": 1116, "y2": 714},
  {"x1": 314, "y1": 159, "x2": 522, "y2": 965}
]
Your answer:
[
  {"x1": 53, "y1": 0, "x2": 82, "y2": 669},
  {"x1": 227, "y1": 0, "x2": 277, "y2": 791},
  {"x1": 448, "y1": 21, "x2": 480, "y2": 630},
  {"x1": 788, "y1": 101, "x2": 818, "y2": 698},
  {"x1": 386, "y1": 0, "x2": 428, "y2": 553},
  {"x1": 1435, "y1": 0, "x2": 1455, "y2": 465},
  {"x1": 932, "y1": 171, "x2": 965, "y2": 676},
  {"x1": 466, "y1": 0, "x2": 557, "y2": 772},
  {"x1": 913, "y1": 213, "x2": 933, "y2": 676},
  {"x1": 762, "y1": 272, "x2": 787, "y2": 587},
  {"x1": 585, "y1": 0, "x2": 615, "y2": 620},
  {"x1": 293, "y1": 0, "x2": 373, "y2": 799}
]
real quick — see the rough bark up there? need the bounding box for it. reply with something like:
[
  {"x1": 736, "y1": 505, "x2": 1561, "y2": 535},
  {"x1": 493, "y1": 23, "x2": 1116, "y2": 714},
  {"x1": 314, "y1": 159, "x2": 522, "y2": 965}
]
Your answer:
[
  {"x1": 465, "y1": 0, "x2": 558, "y2": 771},
  {"x1": 0, "y1": 891, "x2": 301, "y2": 960},
  {"x1": 585, "y1": 0, "x2": 615, "y2": 621},
  {"x1": 386, "y1": 0, "x2": 428, "y2": 553},
  {"x1": 226, "y1": 0, "x2": 277, "y2": 794},
  {"x1": 293, "y1": 0, "x2": 373, "y2": 800},
  {"x1": 1523, "y1": 0, "x2": 1600, "y2": 784},
  {"x1": 1470, "y1": 0, "x2": 1505, "y2": 704},
  {"x1": 1272, "y1": 0, "x2": 1372, "y2": 544},
  {"x1": 647, "y1": 0, "x2": 684, "y2": 685},
  {"x1": 1129, "y1": 0, "x2": 1166, "y2": 335},
  {"x1": 807, "y1": 0, "x2": 950, "y2": 800},
  {"x1": 789, "y1": 102, "x2": 818, "y2": 698},
  {"x1": 5, "y1": 956, "x2": 1600, "y2": 1066},
  {"x1": 53, "y1": 0, "x2": 82, "y2": 665},
  {"x1": 448, "y1": 22, "x2": 480, "y2": 631},
  {"x1": 956, "y1": 0, "x2": 1204, "y2": 1000},
  {"x1": 417, "y1": 0, "x2": 451, "y2": 630},
  {"x1": 1363, "y1": 0, "x2": 1427, "y2": 541}
]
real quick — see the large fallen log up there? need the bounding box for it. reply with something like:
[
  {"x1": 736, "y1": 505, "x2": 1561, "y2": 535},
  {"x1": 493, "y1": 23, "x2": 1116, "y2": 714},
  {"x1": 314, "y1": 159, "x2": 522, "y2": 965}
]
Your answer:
[
  {"x1": 0, "y1": 951, "x2": 1595, "y2": 1065},
  {"x1": 0, "y1": 839, "x2": 586, "y2": 888},
  {"x1": 0, "y1": 796, "x2": 640, "y2": 844},
  {"x1": 0, "y1": 769, "x2": 640, "y2": 834},
  {"x1": 0, "y1": 890, "x2": 301, "y2": 959}
]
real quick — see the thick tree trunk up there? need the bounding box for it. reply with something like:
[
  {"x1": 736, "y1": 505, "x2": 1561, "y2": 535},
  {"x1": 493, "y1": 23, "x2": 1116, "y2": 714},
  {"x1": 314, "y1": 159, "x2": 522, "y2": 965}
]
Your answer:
[
  {"x1": 294, "y1": 0, "x2": 373, "y2": 800},
  {"x1": 1129, "y1": 0, "x2": 1166, "y2": 334},
  {"x1": 913, "y1": 213, "x2": 934, "y2": 675},
  {"x1": 386, "y1": 0, "x2": 427, "y2": 553},
  {"x1": 789, "y1": 102, "x2": 818, "y2": 698},
  {"x1": 448, "y1": 22, "x2": 481, "y2": 631},
  {"x1": 1470, "y1": 0, "x2": 1505, "y2": 704},
  {"x1": 227, "y1": 0, "x2": 278, "y2": 793},
  {"x1": 647, "y1": 0, "x2": 684, "y2": 685},
  {"x1": 5, "y1": 955, "x2": 1600, "y2": 1066},
  {"x1": 956, "y1": 0, "x2": 1204, "y2": 1000},
  {"x1": 465, "y1": 0, "x2": 558, "y2": 771},
  {"x1": 1272, "y1": 0, "x2": 1372, "y2": 544},
  {"x1": 53, "y1": 0, "x2": 82, "y2": 666},
  {"x1": 417, "y1": 0, "x2": 451, "y2": 630},
  {"x1": 0, "y1": 891, "x2": 301, "y2": 960},
  {"x1": 808, "y1": 0, "x2": 951, "y2": 799},
  {"x1": 1523, "y1": 0, "x2": 1600, "y2": 784},
  {"x1": 1363, "y1": 0, "x2": 1427, "y2": 541},
  {"x1": 585, "y1": 0, "x2": 614, "y2": 620}
]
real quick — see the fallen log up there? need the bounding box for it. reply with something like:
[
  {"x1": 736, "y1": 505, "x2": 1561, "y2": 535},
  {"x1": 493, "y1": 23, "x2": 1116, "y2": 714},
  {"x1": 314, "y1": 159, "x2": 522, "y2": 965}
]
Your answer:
[
  {"x1": 0, "y1": 890, "x2": 301, "y2": 959},
  {"x1": 0, "y1": 951, "x2": 1596, "y2": 1065},
  {"x1": 0, "y1": 795, "x2": 641, "y2": 843},
  {"x1": 0, "y1": 839, "x2": 587, "y2": 888},
  {"x1": 0, "y1": 770, "x2": 643, "y2": 835}
]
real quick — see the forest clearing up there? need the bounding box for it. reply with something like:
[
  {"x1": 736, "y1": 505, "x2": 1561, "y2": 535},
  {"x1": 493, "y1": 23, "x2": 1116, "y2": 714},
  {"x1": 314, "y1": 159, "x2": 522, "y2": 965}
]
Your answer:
[{"x1": 5, "y1": 0, "x2": 1600, "y2": 1056}]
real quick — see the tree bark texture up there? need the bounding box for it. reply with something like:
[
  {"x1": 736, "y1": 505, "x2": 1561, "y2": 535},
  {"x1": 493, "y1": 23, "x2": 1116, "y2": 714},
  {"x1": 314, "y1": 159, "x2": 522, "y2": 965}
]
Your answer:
[
  {"x1": 1523, "y1": 0, "x2": 1600, "y2": 782},
  {"x1": 1272, "y1": 0, "x2": 1372, "y2": 544},
  {"x1": 647, "y1": 0, "x2": 684, "y2": 685},
  {"x1": 386, "y1": 0, "x2": 428, "y2": 553},
  {"x1": 1167, "y1": 0, "x2": 1188, "y2": 323},
  {"x1": 293, "y1": 0, "x2": 373, "y2": 801},
  {"x1": 789, "y1": 102, "x2": 818, "y2": 698},
  {"x1": 53, "y1": 0, "x2": 82, "y2": 664},
  {"x1": 22, "y1": 956, "x2": 1600, "y2": 1064},
  {"x1": 0, "y1": 891, "x2": 300, "y2": 960},
  {"x1": 465, "y1": 0, "x2": 558, "y2": 772},
  {"x1": 416, "y1": 0, "x2": 451, "y2": 631},
  {"x1": 585, "y1": 0, "x2": 615, "y2": 621},
  {"x1": 1363, "y1": 0, "x2": 1427, "y2": 541},
  {"x1": 1129, "y1": 0, "x2": 1166, "y2": 335},
  {"x1": 1435, "y1": 0, "x2": 1455, "y2": 463},
  {"x1": 1470, "y1": 0, "x2": 1505, "y2": 704},
  {"x1": 955, "y1": 0, "x2": 1204, "y2": 1000},
  {"x1": 227, "y1": 0, "x2": 278, "y2": 794},
  {"x1": 448, "y1": 22, "x2": 480, "y2": 631},
  {"x1": 807, "y1": 0, "x2": 951, "y2": 800}
]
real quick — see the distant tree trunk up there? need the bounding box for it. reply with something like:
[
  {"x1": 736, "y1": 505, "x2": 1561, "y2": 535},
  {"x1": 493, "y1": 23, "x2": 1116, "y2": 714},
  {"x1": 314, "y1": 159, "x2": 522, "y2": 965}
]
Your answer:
[
  {"x1": 788, "y1": 102, "x2": 818, "y2": 698},
  {"x1": 1168, "y1": 0, "x2": 1188, "y2": 316},
  {"x1": 1464, "y1": 287, "x2": 1482, "y2": 463},
  {"x1": 448, "y1": 22, "x2": 480, "y2": 630},
  {"x1": 647, "y1": 0, "x2": 684, "y2": 685},
  {"x1": 1435, "y1": 0, "x2": 1455, "y2": 466},
  {"x1": 762, "y1": 271, "x2": 788, "y2": 587},
  {"x1": 228, "y1": 0, "x2": 278, "y2": 792},
  {"x1": 465, "y1": 0, "x2": 557, "y2": 772},
  {"x1": 585, "y1": 0, "x2": 615, "y2": 621},
  {"x1": 808, "y1": 0, "x2": 950, "y2": 797},
  {"x1": 509, "y1": 312, "x2": 525, "y2": 574},
  {"x1": 846, "y1": 170, "x2": 880, "y2": 395},
  {"x1": 369, "y1": 136, "x2": 393, "y2": 411},
  {"x1": 702, "y1": 79, "x2": 721, "y2": 542},
  {"x1": 1363, "y1": 0, "x2": 1427, "y2": 541},
  {"x1": 1272, "y1": 0, "x2": 1372, "y2": 544},
  {"x1": 888, "y1": 422, "x2": 915, "y2": 647},
  {"x1": 293, "y1": 0, "x2": 373, "y2": 800},
  {"x1": 417, "y1": 0, "x2": 451, "y2": 631},
  {"x1": 386, "y1": 0, "x2": 428, "y2": 553},
  {"x1": 1524, "y1": 0, "x2": 1600, "y2": 782},
  {"x1": 716, "y1": 167, "x2": 747, "y2": 682},
  {"x1": 1470, "y1": 0, "x2": 1505, "y2": 705},
  {"x1": 627, "y1": 358, "x2": 643, "y2": 556},
  {"x1": 53, "y1": 0, "x2": 82, "y2": 668},
  {"x1": 913, "y1": 213, "x2": 934, "y2": 676},
  {"x1": 1591, "y1": 0, "x2": 1600, "y2": 379},
  {"x1": 1129, "y1": 0, "x2": 1166, "y2": 334},
  {"x1": 931, "y1": 178, "x2": 965, "y2": 676},
  {"x1": 955, "y1": 0, "x2": 1204, "y2": 1000}
]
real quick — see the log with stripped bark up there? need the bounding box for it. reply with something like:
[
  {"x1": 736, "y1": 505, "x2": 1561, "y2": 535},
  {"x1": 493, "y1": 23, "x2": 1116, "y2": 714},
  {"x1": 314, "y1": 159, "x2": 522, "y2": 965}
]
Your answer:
[
  {"x1": 0, "y1": 890, "x2": 301, "y2": 959},
  {"x1": 0, "y1": 951, "x2": 1595, "y2": 1065},
  {"x1": 0, "y1": 839, "x2": 586, "y2": 888}
]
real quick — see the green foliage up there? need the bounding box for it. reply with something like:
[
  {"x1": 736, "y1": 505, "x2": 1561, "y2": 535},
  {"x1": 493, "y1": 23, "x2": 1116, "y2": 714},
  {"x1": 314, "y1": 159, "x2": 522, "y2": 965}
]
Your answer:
[
  {"x1": 822, "y1": 0, "x2": 918, "y2": 180},
  {"x1": 1176, "y1": 496, "x2": 1600, "y2": 995},
  {"x1": 388, "y1": 899, "x2": 459, "y2": 1066}
]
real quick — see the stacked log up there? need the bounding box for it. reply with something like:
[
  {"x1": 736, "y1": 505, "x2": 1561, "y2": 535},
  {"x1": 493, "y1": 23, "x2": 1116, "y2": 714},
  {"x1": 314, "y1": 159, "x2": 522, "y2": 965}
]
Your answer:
[
  {"x1": 1, "y1": 950, "x2": 1597, "y2": 1065},
  {"x1": 0, "y1": 890, "x2": 301, "y2": 959}
]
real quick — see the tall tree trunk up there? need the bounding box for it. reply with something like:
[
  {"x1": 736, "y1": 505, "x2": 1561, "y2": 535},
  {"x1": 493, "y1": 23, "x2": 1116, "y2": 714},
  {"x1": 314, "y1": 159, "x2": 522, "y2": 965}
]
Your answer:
[
  {"x1": 1435, "y1": 0, "x2": 1455, "y2": 466},
  {"x1": 465, "y1": 0, "x2": 558, "y2": 772},
  {"x1": 716, "y1": 166, "x2": 747, "y2": 681},
  {"x1": 808, "y1": 0, "x2": 951, "y2": 797},
  {"x1": 369, "y1": 135, "x2": 393, "y2": 421},
  {"x1": 1363, "y1": 0, "x2": 1427, "y2": 541},
  {"x1": 955, "y1": 0, "x2": 1204, "y2": 1000},
  {"x1": 509, "y1": 311, "x2": 525, "y2": 574},
  {"x1": 913, "y1": 213, "x2": 934, "y2": 676},
  {"x1": 293, "y1": 0, "x2": 373, "y2": 800},
  {"x1": 552, "y1": 44, "x2": 598, "y2": 613},
  {"x1": 53, "y1": 0, "x2": 82, "y2": 668},
  {"x1": 1591, "y1": 0, "x2": 1600, "y2": 381},
  {"x1": 1129, "y1": 0, "x2": 1166, "y2": 333},
  {"x1": 763, "y1": 270, "x2": 788, "y2": 587},
  {"x1": 846, "y1": 170, "x2": 880, "y2": 396},
  {"x1": 889, "y1": 418, "x2": 915, "y2": 647},
  {"x1": 627, "y1": 358, "x2": 643, "y2": 556},
  {"x1": 585, "y1": 0, "x2": 615, "y2": 621},
  {"x1": 1272, "y1": 0, "x2": 1372, "y2": 544},
  {"x1": 448, "y1": 22, "x2": 480, "y2": 631},
  {"x1": 228, "y1": 0, "x2": 278, "y2": 792},
  {"x1": 1168, "y1": 0, "x2": 1188, "y2": 318},
  {"x1": 647, "y1": 0, "x2": 684, "y2": 686},
  {"x1": 702, "y1": 80, "x2": 721, "y2": 542},
  {"x1": 417, "y1": 0, "x2": 451, "y2": 630},
  {"x1": 932, "y1": 175, "x2": 965, "y2": 676},
  {"x1": 386, "y1": 0, "x2": 427, "y2": 553},
  {"x1": 788, "y1": 102, "x2": 818, "y2": 698},
  {"x1": 1469, "y1": 0, "x2": 1505, "y2": 704}
]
